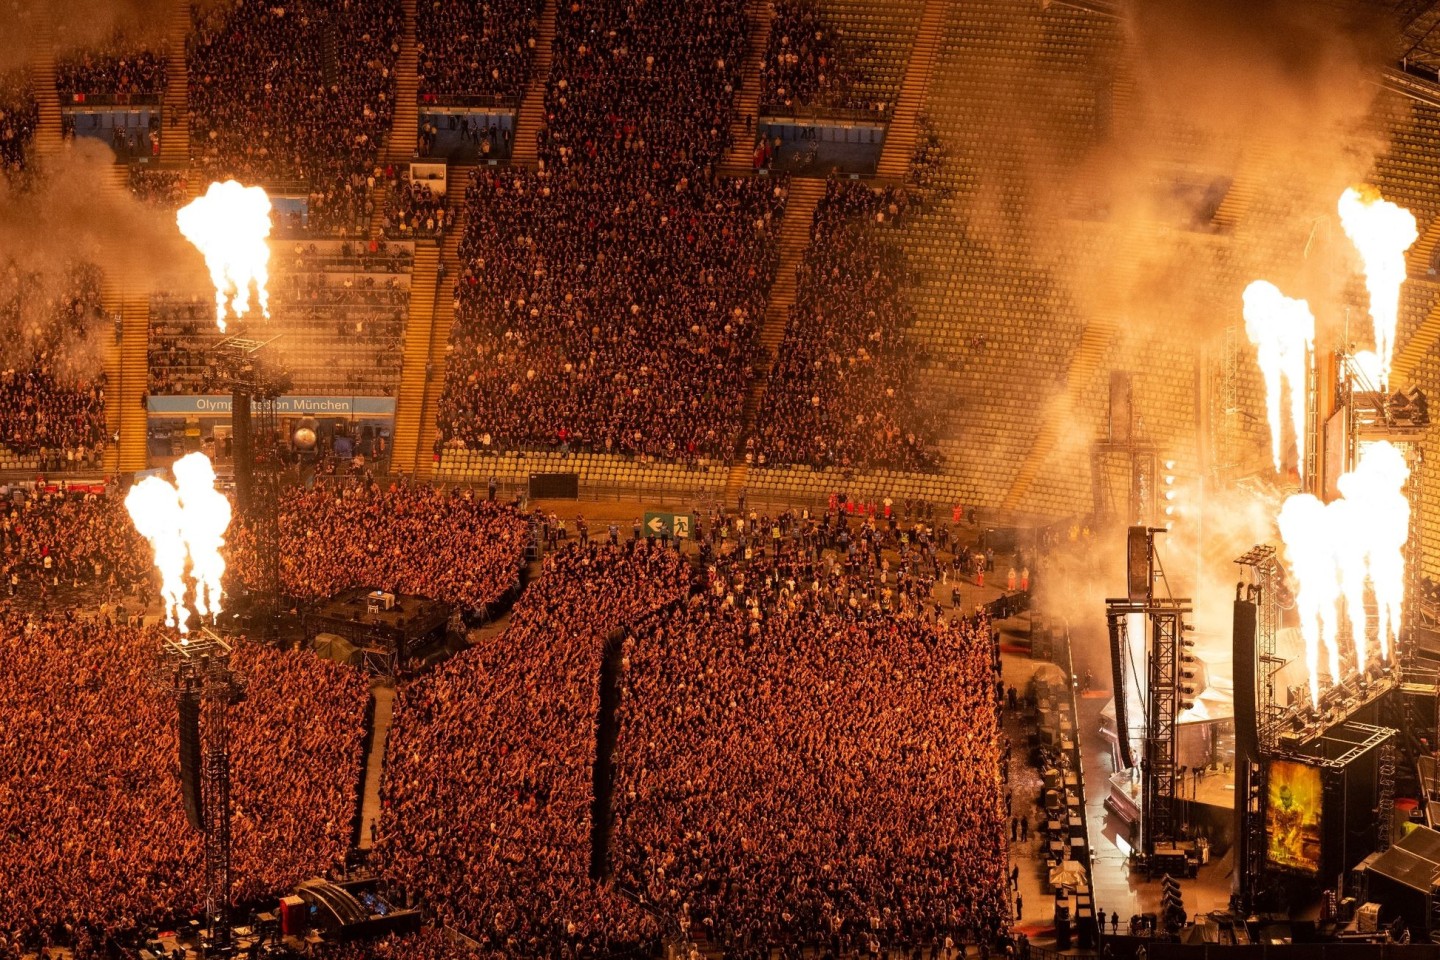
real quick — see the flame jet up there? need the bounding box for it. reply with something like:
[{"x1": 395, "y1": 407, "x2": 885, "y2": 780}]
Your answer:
[
  {"x1": 1243, "y1": 280, "x2": 1314, "y2": 473},
  {"x1": 173, "y1": 452, "x2": 232, "y2": 621},
  {"x1": 125, "y1": 476, "x2": 191, "y2": 633},
  {"x1": 1338, "y1": 186, "x2": 1417, "y2": 393},
  {"x1": 123, "y1": 453, "x2": 233, "y2": 636},
  {"x1": 177, "y1": 180, "x2": 273, "y2": 332}
]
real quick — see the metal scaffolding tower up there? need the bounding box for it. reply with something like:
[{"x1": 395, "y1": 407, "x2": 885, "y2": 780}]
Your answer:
[
  {"x1": 214, "y1": 334, "x2": 288, "y2": 630},
  {"x1": 164, "y1": 631, "x2": 246, "y2": 956}
]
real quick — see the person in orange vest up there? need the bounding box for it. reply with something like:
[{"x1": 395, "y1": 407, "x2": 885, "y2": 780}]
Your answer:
[
  {"x1": 1007, "y1": 567, "x2": 1017, "y2": 592},
  {"x1": 952, "y1": 503, "x2": 963, "y2": 524},
  {"x1": 1021, "y1": 567, "x2": 1030, "y2": 592}
]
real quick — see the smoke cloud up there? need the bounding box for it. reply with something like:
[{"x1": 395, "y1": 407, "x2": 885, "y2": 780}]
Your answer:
[{"x1": 0, "y1": 138, "x2": 207, "y2": 374}]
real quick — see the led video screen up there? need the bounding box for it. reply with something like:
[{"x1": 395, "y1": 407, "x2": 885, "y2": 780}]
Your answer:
[{"x1": 1266, "y1": 759, "x2": 1322, "y2": 873}]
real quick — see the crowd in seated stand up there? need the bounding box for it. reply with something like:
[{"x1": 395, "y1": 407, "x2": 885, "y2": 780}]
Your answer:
[
  {"x1": 0, "y1": 484, "x2": 148, "y2": 606},
  {"x1": 128, "y1": 167, "x2": 188, "y2": 207},
  {"x1": 188, "y1": 0, "x2": 401, "y2": 235},
  {"x1": 378, "y1": 177, "x2": 453, "y2": 240},
  {"x1": 54, "y1": 30, "x2": 167, "y2": 99},
  {"x1": 754, "y1": 180, "x2": 940, "y2": 471},
  {"x1": 376, "y1": 540, "x2": 691, "y2": 957},
  {"x1": 612, "y1": 514, "x2": 1007, "y2": 955},
  {"x1": 416, "y1": 0, "x2": 542, "y2": 103},
  {"x1": 435, "y1": 0, "x2": 786, "y2": 463},
  {"x1": 0, "y1": 261, "x2": 110, "y2": 465},
  {"x1": 0, "y1": 72, "x2": 37, "y2": 178},
  {"x1": 0, "y1": 614, "x2": 368, "y2": 960},
  {"x1": 226, "y1": 478, "x2": 529, "y2": 613},
  {"x1": 761, "y1": 0, "x2": 875, "y2": 114}
]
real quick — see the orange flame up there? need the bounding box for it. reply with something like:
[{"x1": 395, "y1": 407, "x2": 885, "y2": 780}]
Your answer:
[
  {"x1": 1337, "y1": 186, "x2": 1417, "y2": 392},
  {"x1": 177, "y1": 180, "x2": 273, "y2": 332}
]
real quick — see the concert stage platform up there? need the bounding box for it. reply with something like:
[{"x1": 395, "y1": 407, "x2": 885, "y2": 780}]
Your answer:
[{"x1": 304, "y1": 588, "x2": 454, "y2": 675}]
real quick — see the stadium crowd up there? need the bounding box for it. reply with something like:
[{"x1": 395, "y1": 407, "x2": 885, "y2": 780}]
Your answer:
[
  {"x1": 416, "y1": 0, "x2": 542, "y2": 103},
  {"x1": 0, "y1": 483, "x2": 148, "y2": 606},
  {"x1": 0, "y1": 260, "x2": 110, "y2": 464},
  {"x1": 0, "y1": 72, "x2": 36, "y2": 177},
  {"x1": 761, "y1": 0, "x2": 875, "y2": 114},
  {"x1": 226, "y1": 478, "x2": 530, "y2": 613},
  {"x1": 376, "y1": 539, "x2": 692, "y2": 957},
  {"x1": 188, "y1": 0, "x2": 402, "y2": 234},
  {"x1": 613, "y1": 561, "x2": 1007, "y2": 954},
  {"x1": 754, "y1": 179, "x2": 940, "y2": 471},
  {"x1": 0, "y1": 615, "x2": 368, "y2": 960},
  {"x1": 55, "y1": 32, "x2": 167, "y2": 99},
  {"x1": 128, "y1": 167, "x2": 188, "y2": 207},
  {"x1": 434, "y1": 0, "x2": 787, "y2": 463},
  {"x1": 379, "y1": 176, "x2": 453, "y2": 240}
]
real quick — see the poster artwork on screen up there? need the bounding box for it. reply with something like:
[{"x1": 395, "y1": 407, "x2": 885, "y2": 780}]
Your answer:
[{"x1": 1266, "y1": 759, "x2": 1322, "y2": 873}]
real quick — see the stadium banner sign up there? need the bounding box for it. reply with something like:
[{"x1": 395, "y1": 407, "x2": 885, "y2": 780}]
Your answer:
[
  {"x1": 148, "y1": 395, "x2": 398, "y2": 417},
  {"x1": 644, "y1": 511, "x2": 693, "y2": 539}
]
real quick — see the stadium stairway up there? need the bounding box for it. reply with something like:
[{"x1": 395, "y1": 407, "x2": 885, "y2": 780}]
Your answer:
[
  {"x1": 390, "y1": 244, "x2": 440, "y2": 475},
  {"x1": 1209, "y1": 148, "x2": 1267, "y2": 231},
  {"x1": 718, "y1": 0, "x2": 772, "y2": 176},
  {"x1": 873, "y1": 0, "x2": 946, "y2": 180},
  {"x1": 28, "y1": 13, "x2": 62, "y2": 160},
  {"x1": 723, "y1": 177, "x2": 825, "y2": 503},
  {"x1": 511, "y1": 0, "x2": 556, "y2": 167},
  {"x1": 385, "y1": 0, "x2": 420, "y2": 164},
  {"x1": 1000, "y1": 318, "x2": 1117, "y2": 512},
  {"x1": 414, "y1": 174, "x2": 472, "y2": 479},
  {"x1": 118, "y1": 289, "x2": 151, "y2": 473},
  {"x1": 98, "y1": 165, "x2": 151, "y2": 474},
  {"x1": 159, "y1": 0, "x2": 191, "y2": 167}
]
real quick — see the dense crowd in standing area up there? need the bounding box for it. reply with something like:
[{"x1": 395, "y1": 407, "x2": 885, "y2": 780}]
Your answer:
[
  {"x1": 311, "y1": 929, "x2": 460, "y2": 960},
  {"x1": 0, "y1": 484, "x2": 149, "y2": 606},
  {"x1": 0, "y1": 71, "x2": 37, "y2": 177},
  {"x1": 0, "y1": 615, "x2": 368, "y2": 960},
  {"x1": 226, "y1": 478, "x2": 530, "y2": 612},
  {"x1": 435, "y1": 0, "x2": 787, "y2": 463},
  {"x1": 376, "y1": 540, "x2": 692, "y2": 958},
  {"x1": 55, "y1": 32, "x2": 168, "y2": 99},
  {"x1": 188, "y1": 0, "x2": 402, "y2": 234},
  {"x1": 612, "y1": 560, "x2": 1008, "y2": 954},
  {"x1": 0, "y1": 260, "x2": 110, "y2": 462},
  {"x1": 753, "y1": 179, "x2": 940, "y2": 471},
  {"x1": 761, "y1": 0, "x2": 876, "y2": 114},
  {"x1": 416, "y1": 0, "x2": 543, "y2": 103}
]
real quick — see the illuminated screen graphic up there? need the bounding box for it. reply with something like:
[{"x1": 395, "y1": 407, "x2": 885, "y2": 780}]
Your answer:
[{"x1": 1266, "y1": 759, "x2": 1322, "y2": 873}]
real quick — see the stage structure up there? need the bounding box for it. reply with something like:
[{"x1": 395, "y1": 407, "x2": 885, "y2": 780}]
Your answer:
[
  {"x1": 213, "y1": 334, "x2": 289, "y2": 630},
  {"x1": 164, "y1": 630, "x2": 246, "y2": 957},
  {"x1": 1092, "y1": 372, "x2": 1162, "y2": 528},
  {"x1": 1106, "y1": 525, "x2": 1195, "y2": 868},
  {"x1": 1232, "y1": 545, "x2": 1287, "y2": 911}
]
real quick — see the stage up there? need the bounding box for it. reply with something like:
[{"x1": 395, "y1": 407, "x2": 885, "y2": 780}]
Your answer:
[{"x1": 304, "y1": 588, "x2": 454, "y2": 675}]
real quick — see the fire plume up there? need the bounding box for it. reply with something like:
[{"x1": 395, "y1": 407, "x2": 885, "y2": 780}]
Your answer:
[
  {"x1": 123, "y1": 452, "x2": 233, "y2": 636},
  {"x1": 1277, "y1": 441, "x2": 1411, "y2": 706},
  {"x1": 176, "y1": 180, "x2": 273, "y2": 332},
  {"x1": 173, "y1": 452, "x2": 232, "y2": 622},
  {"x1": 1337, "y1": 186, "x2": 1417, "y2": 392},
  {"x1": 124, "y1": 476, "x2": 191, "y2": 633},
  {"x1": 1242, "y1": 280, "x2": 1313, "y2": 473}
]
